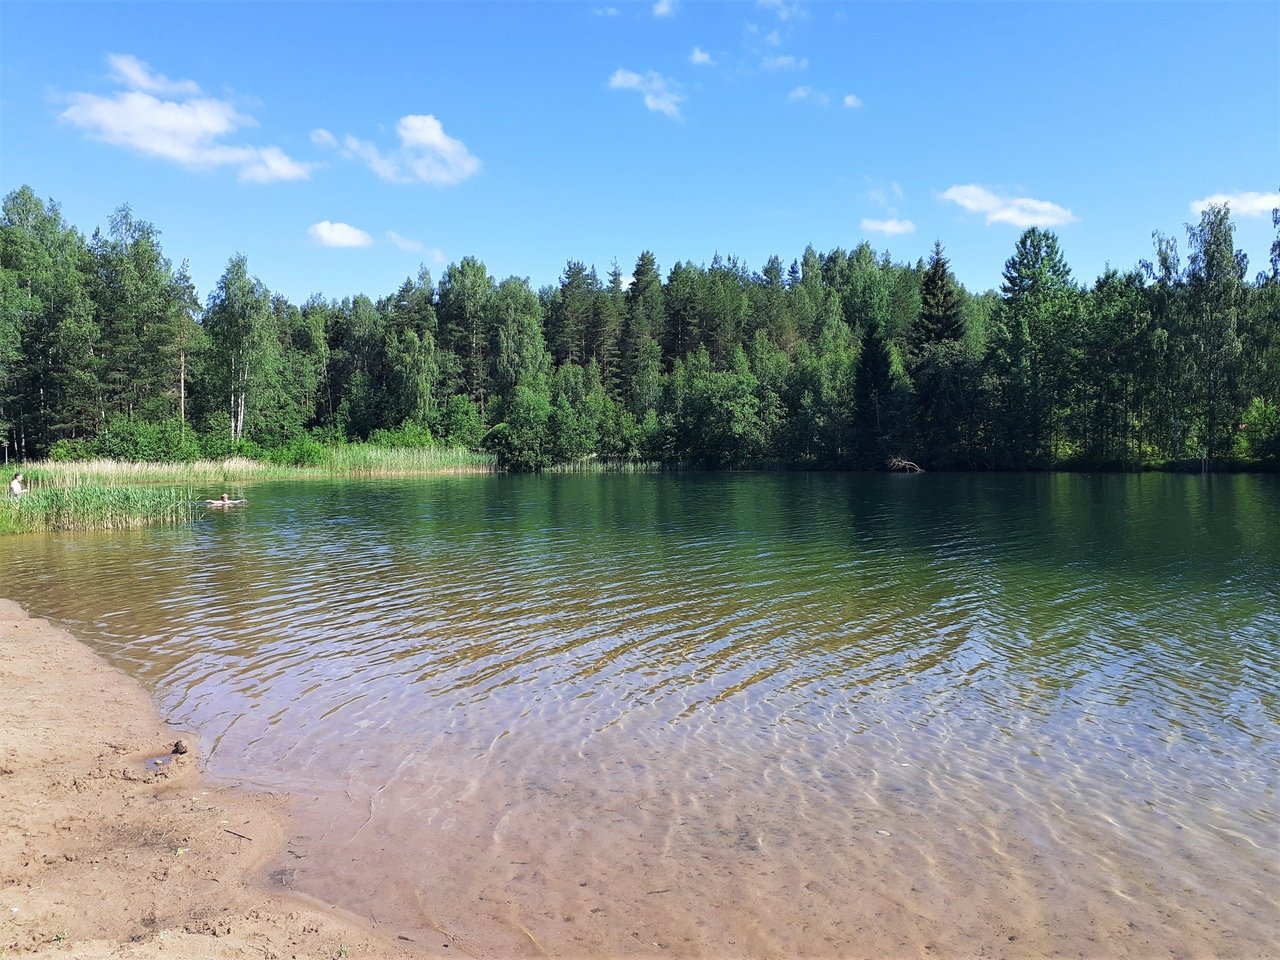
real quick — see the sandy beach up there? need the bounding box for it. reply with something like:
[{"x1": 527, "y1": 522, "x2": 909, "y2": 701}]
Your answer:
[{"x1": 0, "y1": 598, "x2": 433, "y2": 960}]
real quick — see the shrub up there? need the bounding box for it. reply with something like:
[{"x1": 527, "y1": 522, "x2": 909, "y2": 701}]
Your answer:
[
  {"x1": 368, "y1": 421, "x2": 435, "y2": 448},
  {"x1": 48, "y1": 438, "x2": 95, "y2": 462},
  {"x1": 1236, "y1": 397, "x2": 1280, "y2": 463}
]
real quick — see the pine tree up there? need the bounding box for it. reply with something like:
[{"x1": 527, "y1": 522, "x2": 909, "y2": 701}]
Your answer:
[{"x1": 911, "y1": 241, "x2": 966, "y2": 353}]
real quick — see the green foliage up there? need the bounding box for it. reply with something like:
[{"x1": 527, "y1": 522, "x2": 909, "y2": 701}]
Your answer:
[
  {"x1": 669, "y1": 346, "x2": 763, "y2": 467},
  {"x1": 911, "y1": 241, "x2": 966, "y2": 354},
  {"x1": 81, "y1": 415, "x2": 201, "y2": 462},
  {"x1": 852, "y1": 317, "x2": 907, "y2": 465},
  {"x1": 3, "y1": 184, "x2": 1277, "y2": 475},
  {"x1": 485, "y1": 382, "x2": 552, "y2": 471},
  {"x1": 264, "y1": 433, "x2": 328, "y2": 467},
  {"x1": 1184, "y1": 204, "x2": 1246, "y2": 462},
  {"x1": 368, "y1": 421, "x2": 435, "y2": 448},
  {"x1": 986, "y1": 228, "x2": 1079, "y2": 467},
  {"x1": 1235, "y1": 397, "x2": 1280, "y2": 462},
  {"x1": 437, "y1": 394, "x2": 485, "y2": 448}
]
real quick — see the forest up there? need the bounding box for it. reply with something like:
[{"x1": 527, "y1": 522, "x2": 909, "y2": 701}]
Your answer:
[{"x1": 2, "y1": 183, "x2": 1277, "y2": 472}]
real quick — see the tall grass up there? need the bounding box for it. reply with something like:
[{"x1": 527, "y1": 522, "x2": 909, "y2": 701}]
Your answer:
[
  {"x1": 323, "y1": 445, "x2": 496, "y2": 476},
  {"x1": 18, "y1": 446, "x2": 495, "y2": 487},
  {"x1": 20, "y1": 457, "x2": 294, "y2": 487},
  {"x1": 544, "y1": 458, "x2": 663, "y2": 473},
  {"x1": 0, "y1": 485, "x2": 200, "y2": 534}
]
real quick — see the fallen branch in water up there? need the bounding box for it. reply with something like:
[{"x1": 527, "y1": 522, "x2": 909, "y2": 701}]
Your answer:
[{"x1": 887, "y1": 457, "x2": 924, "y2": 473}]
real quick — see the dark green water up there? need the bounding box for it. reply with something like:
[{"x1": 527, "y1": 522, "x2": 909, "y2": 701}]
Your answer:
[{"x1": 2, "y1": 473, "x2": 1276, "y2": 957}]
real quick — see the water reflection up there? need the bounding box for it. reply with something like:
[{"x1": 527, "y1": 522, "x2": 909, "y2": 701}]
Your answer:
[{"x1": 2, "y1": 473, "x2": 1277, "y2": 957}]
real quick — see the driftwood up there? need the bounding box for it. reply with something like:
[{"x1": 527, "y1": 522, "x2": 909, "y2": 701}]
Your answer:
[{"x1": 887, "y1": 457, "x2": 923, "y2": 473}]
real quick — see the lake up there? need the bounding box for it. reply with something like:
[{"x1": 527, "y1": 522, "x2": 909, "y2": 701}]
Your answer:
[{"x1": 2, "y1": 472, "x2": 1277, "y2": 957}]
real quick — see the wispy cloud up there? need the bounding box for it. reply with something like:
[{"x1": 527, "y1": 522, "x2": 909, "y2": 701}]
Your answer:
[
  {"x1": 608, "y1": 69, "x2": 683, "y2": 120},
  {"x1": 861, "y1": 218, "x2": 916, "y2": 236},
  {"x1": 758, "y1": 0, "x2": 803, "y2": 21},
  {"x1": 764, "y1": 29, "x2": 782, "y2": 46},
  {"x1": 308, "y1": 221, "x2": 373, "y2": 248},
  {"x1": 843, "y1": 93, "x2": 863, "y2": 109},
  {"x1": 386, "y1": 230, "x2": 424, "y2": 252},
  {"x1": 762, "y1": 54, "x2": 808, "y2": 70},
  {"x1": 866, "y1": 181, "x2": 903, "y2": 207},
  {"x1": 653, "y1": 0, "x2": 676, "y2": 16},
  {"x1": 60, "y1": 55, "x2": 313, "y2": 183},
  {"x1": 1190, "y1": 191, "x2": 1279, "y2": 218},
  {"x1": 313, "y1": 115, "x2": 481, "y2": 185},
  {"x1": 106, "y1": 54, "x2": 201, "y2": 97},
  {"x1": 690, "y1": 46, "x2": 715, "y2": 66},
  {"x1": 939, "y1": 184, "x2": 1077, "y2": 228},
  {"x1": 788, "y1": 86, "x2": 829, "y2": 106},
  {"x1": 593, "y1": 6, "x2": 620, "y2": 15}
]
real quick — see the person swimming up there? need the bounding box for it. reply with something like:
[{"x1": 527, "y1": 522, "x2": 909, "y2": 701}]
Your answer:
[{"x1": 204, "y1": 493, "x2": 247, "y2": 507}]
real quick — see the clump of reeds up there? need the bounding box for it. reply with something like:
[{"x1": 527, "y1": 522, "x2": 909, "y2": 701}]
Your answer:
[
  {"x1": 20, "y1": 458, "x2": 295, "y2": 487},
  {"x1": 0, "y1": 485, "x2": 200, "y2": 534},
  {"x1": 545, "y1": 458, "x2": 662, "y2": 473},
  {"x1": 320, "y1": 445, "x2": 496, "y2": 476},
  {"x1": 19, "y1": 447, "x2": 495, "y2": 487}
]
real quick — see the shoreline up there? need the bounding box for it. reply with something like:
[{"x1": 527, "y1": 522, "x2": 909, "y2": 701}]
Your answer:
[{"x1": 0, "y1": 597, "x2": 435, "y2": 959}]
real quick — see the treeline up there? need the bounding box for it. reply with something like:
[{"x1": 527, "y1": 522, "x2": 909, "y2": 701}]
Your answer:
[{"x1": 2, "y1": 183, "x2": 1278, "y2": 471}]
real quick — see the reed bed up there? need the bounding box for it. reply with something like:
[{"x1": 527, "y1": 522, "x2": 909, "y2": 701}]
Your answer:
[
  {"x1": 17, "y1": 446, "x2": 495, "y2": 487},
  {"x1": 0, "y1": 485, "x2": 200, "y2": 534},
  {"x1": 323, "y1": 445, "x2": 496, "y2": 476},
  {"x1": 544, "y1": 458, "x2": 662, "y2": 473},
  {"x1": 20, "y1": 458, "x2": 296, "y2": 487}
]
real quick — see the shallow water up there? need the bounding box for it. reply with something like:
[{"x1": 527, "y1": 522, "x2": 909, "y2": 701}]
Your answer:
[{"x1": 3, "y1": 473, "x2": 1277, "y2": 957}]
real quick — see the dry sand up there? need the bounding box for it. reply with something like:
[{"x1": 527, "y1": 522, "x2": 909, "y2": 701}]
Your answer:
[{"x1": 0, "y1": 598, "x2": 434, "y2": 960}]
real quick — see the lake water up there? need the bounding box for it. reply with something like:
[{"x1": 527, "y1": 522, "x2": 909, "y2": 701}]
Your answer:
[{"x1": 2, "y1": 473, "x2": 1277, "y2": 958}]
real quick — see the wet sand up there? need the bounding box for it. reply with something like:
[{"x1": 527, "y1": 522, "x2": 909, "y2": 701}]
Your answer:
[{"x1": 0, "y1": 598, "x2": 431, "y2": 959}]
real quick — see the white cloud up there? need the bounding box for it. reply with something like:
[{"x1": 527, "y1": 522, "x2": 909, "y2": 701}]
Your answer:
[
  {"x1": 653, "y1": 0, "x2": 675, "y2": 16},
  {"x1": 608, "y1": 69, "x2": 684, "y2": 120},
  {"x1": 316, "y1": 115, "x2": 481, "y2": 185},
  {"x1": 759, "y1": 0, "x2": 803, "y2": 21},
  {"x1": 843, "y1": 93, "x2": 863, "y2": 109},
  {"x1": 762, "y1": 54, "x2": 808, "y2": 70},
  {"x1": 788, "y1": 86, "x2": 829, "y2": 105},
  {"x1": 690, "y1": 46, "x2": 715, "y2": 65},
  {"x1": 386, "y1": 230, "x2": 424, "y2": 252},
  {"x1": 308, "y1": 221, "x2": 373, "y2": 248},
  {"x1": 427, "y1": 247, "x2": 447, "y2": 267},
  {"x1": 861, "y1": 218, "x2": 916, "y2": 236},
  {"x1": 1190, "y1": 191, "x2": 1279, "y2": 218},
  {"x1": 60, "y1": 55, "x2": 312, "y2": 183},
  {"x1": 866, "y1": 182, "x2": 902, "y2": 207},
  {"x1": 764, "y1": 29, "x2": 782, "y2": 46},
  {"x1": 106, "y1": 54, "x2": 201, "y2": 97},
  {"x1": 593, "y1": 6, "x2": 620, "y2": 14},
  {"x1": 239, "y1": 147, "x2": 313, "y2": 184},
  {"x1": 939, "y1": 184, "x2": 1077, "y2": 228}
]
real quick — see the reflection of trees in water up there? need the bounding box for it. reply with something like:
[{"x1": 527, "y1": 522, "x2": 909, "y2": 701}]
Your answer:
[{"x1": 3, "y1": 472, "x2": 1275, "y2": 742}]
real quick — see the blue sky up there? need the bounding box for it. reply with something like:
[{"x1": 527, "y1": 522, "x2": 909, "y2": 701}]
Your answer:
[{"x1": 2, "y1": 1, "x2": 1277, "y2": 306}]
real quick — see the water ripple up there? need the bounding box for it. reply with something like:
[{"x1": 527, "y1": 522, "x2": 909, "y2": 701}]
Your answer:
[{"x1": 1, "y1": 472, "x2": 1277, "y2": 957}]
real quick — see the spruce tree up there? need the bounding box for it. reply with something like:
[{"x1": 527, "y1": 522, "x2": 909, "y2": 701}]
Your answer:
[{"x1": 911, "y1": 240, "x2": 966, "y2": 354}]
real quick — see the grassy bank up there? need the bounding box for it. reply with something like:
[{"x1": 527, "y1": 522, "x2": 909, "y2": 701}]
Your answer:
[
  {"x1": 2, "y1": 446, "x2": 496, "y2": 532},
  {"x1": 16, "y1": 445, "x2": 495, "y2": 488},
  {"x1": 0, "y1": 485, "x2": 201, "y2": 534}
]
